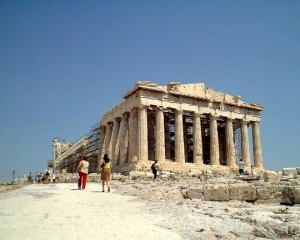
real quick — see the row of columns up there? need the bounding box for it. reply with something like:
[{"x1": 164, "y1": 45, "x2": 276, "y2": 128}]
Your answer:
[{"x1": 98, "y1": 106, "x2": 263, "y2": 169}]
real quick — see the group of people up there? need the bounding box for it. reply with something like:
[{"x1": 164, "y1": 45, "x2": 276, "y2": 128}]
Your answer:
[
  {"x1": 77, "y1": 154, "x2": 112, "y2": 192},
  {"x1": 27, "y1": 170, "x2": 52, "y2": 184},
  {"x1": 77, "y1": 154, "x2": 158, "y2": 191},
  {"x1": 77, "y1": 156, "x2": 247, "y2": 190}
]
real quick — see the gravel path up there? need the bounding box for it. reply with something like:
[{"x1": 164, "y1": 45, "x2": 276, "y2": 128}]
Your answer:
[{"x1": 0, "y1": 183, "x2": 183, "y2": 240}]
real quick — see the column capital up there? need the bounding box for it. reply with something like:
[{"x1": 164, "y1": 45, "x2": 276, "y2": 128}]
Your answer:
[
  {"x1": 210, "y1": 114, "x2": 218, "y2": 120},
  {"x1": 155, "y1": 105, "x2": 164, "y2": 111},
  {"x1": 136, "y1": 104, "x2": 149, "y2": 110},
  {"x1": 121, "y1": 112, "x2": 129, "y2": 120},
  {"x1": 241, "y1": 118, "x2": 250, "y2": 124},
  {"x1": 242, "y1": 115, "x2": 251, "y2": 122},
  {"x1": 113, "y1": 117, "x2": 121, "y2": 122},
  {"x1": 252, "y1": 121, "x2": 260, "y2": 126},
  {"x1": 193, "y1": 112, "x2": 201, "y2": 117}
]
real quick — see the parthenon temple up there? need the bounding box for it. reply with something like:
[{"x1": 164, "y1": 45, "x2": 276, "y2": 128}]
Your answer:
[{"x1": 98, "y1": 81, "x2": 264, "y2": 173}]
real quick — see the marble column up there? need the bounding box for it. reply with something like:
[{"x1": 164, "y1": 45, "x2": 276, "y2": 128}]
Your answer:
[
  {"x1": 210, "y1": 114, "x2": 220, "y2": 165},
  {"x1": 104, "y1": 122, "x2": 113, "y2": 158},
  {"x1": 175, "y1": 110, "x2": 185, "y2": 163},
  {"x1": 119, "y1": 114, "x2": 129, "y2": 165},
  {"x1": 137, "y1": 106, "x2": 148, "y2": 162},
  {"x1": 97, "y1": 126, "x2": 106, "y2": 170},
  {"x1": 241, "y1": 119, "x2": 251, "y2": 167},
  {"x1": 111, "y1": 118, "x2": 121, "y2": 166},
  {"x1": 252, "y1": 121, "x2": 263, "y2": 169},
  {"x1": 193, "y1": 112, "x2": 203, "y2": 164},
  {"x1": 128, "y1": 108, "x2": 138, "y2": 163},
  {"x1": 225, "y1": 118, "x2": 236, "y2": 166},
  {"x1": 155, "y1": 107, "x2": 165, "y2": 162}
]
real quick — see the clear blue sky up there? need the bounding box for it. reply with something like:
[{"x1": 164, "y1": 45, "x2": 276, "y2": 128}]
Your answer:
[{"x1": 1, "y1": 0, "x2": 299, "y2": 182}]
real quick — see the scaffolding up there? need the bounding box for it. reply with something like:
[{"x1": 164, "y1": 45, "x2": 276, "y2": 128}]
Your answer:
[{"x1": 50, "y1": 122, "x2": 100, "y2": 174}]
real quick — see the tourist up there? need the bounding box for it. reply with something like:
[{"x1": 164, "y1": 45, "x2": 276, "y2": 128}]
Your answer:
[
  {"x1": 238, "y1": 159, "x2": 245, "y2": 175},
  {"x1": 37, "y1": 172, "x2": 42, "y2": 183},
  {"x1": 52, "y1": 172, "x2": 56, "y2": 183},
  {"x1": 27, "y1": 172, "x2": 33, "y2": 183},
  {"x1": 34, "y1": 171, "x2": 39, "y2": 183},
  {"x1": 151, "y1": 160, "x2": 158, "y2": 181},
  {"x1": 77, "y1": 156, "x2": 89, "y2": 190},
  {"x1": 101, "y1": 154, "x2": 111, "y2": 192},
  {"x1": 44, "y1": 169, "x2": 50, "y2": 184}
]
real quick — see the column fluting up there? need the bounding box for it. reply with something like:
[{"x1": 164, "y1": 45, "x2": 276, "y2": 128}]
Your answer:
[
  {"x1": 252, "y1": 121, "x2": 263, "y2": 169},
  {"x1": 193, "y1": 112, "x2": 203, "y2": 164},
  {"x1": 225, "y1": 118, "x2": 236, "y2": 166},
  {"x1": 155, "y1": 107, "x2": 165, "y2": 162},
  {"x1": 175, "y1": 110, "x2": 185, "y2": 163},
  {"x1": 241, "y1": 119, "x2": 251, "y2": 167},
  {"x1": 138, "y1": 106, "x2": 148, "y2": 161},
  {"x1": 210, "y1": 114, "x2": 220, "y2": 165}
]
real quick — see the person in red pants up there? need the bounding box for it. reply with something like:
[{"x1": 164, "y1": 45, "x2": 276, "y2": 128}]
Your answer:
[{"x1": 77, "y1": 156, "x2": 89, "y2": 190}]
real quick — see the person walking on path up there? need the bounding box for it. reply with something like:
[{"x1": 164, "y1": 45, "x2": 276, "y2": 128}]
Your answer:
[
  {"x1": 151, "y1": 160, "x2": 158, "y2": 181},
  {"x1": 77, "y1": 156, "x2": 89, "y2": 190},
  {"x1": 44, "y1": 169, "x2": 50, "y2": 184},
  {"x1": 238, "y1": 159, "x2": 245, "y2": 175},
  {"x1": 101, "y1": 154, "x2": 111, "y2": 192}
]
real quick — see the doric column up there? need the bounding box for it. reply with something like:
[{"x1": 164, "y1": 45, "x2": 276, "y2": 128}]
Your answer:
[
  {"x1": 128, "y1": 108, "x2": 138, "y2": 163},
  {"x1": 241, "y1": 119, "x2": 251, "y2": 167},
  {"x1": 137, "y1": 106, "x2": 148, "y2": 162},
  {"x1": 119, "y1": 114, "x2": 129, "y2": 165},
  {"x1": 155, "y1": 107, "x2": 165, "y2": 162},
  {"x1": 111, "y1": 118, "x2": 121, "y2": 166},
  {"x1": 104, "y1": 122, "x2": 113, "y2": 158},
  {"x1": 175, "y1": 110, "x2": 185, "y2": 163},
  {"x1": 193, "y1": 112, "x2": 203, "y2": 164},
  {"x1": 252, "y1": 121, "x2": 263, "y2": 169},
  {"x1": 97, "y1": 126, "x2": 106, "y2": 170},
  {"x1": 225, "y1": 118, "x2": 235, "y2": 166},
  {"x1": 210, "y1": 114, "x2": 220, "y2": 165}
]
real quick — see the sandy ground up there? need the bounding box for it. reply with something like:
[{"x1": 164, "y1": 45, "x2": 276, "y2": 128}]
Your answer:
[{"x1": 0, "y1": 183, "x2": 183, "y2": 240}]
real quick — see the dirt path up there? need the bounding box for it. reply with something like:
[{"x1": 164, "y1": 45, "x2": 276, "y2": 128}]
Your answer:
[{"x1": 0, "y1": 183, "x2": 183, "y2": 240}]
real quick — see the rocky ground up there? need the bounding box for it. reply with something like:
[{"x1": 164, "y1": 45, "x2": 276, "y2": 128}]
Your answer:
[
  {"x1": 112, "y1": 175, "x2": 300, "y2": 240},
  {"x1": 0, "y1": 182, "x2": 24, "y2": 193},
  {"x1": 2, "y1": 173, "x2": 299, "y2": 239}
]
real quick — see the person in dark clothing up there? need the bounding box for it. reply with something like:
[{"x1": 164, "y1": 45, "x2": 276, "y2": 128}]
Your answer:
[{"x1": 151, "y1": 160, "x2": 158, "y2": 181}]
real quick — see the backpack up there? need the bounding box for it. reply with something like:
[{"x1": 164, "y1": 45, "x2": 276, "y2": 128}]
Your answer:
[{"x1": 151, "y1": 164, "x2": 156, "y2": 170}]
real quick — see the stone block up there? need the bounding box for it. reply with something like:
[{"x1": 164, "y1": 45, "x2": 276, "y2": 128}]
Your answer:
[
  {"x1": 228, "y1": 184, "x2": 257, "y2": 201},
  {"x1": 289, "y1": 179, "x2": 300, "y2": 186},
  {"x1": 281, "y1": 187, "x2": 295, "y2": 205},
  {"x1": 263, "y1": 171, "x2": 280, "y2": 182},
  {"x1": 292, "y1": 187, "x2": 300, "y2": 204},
  {"x1": 296, "y1": 168, "x2": 300, "y2": 175},
  {"x1": 164, "y1": 191, "x2": 184, "y2": 201},
  {"x1": 282, "y1": 168, "x2": 298, "y2": 176},
  {"x1": 204, "y1": 184, "x2": 229, "y2": 201},
  {"x1": 256, "y1": 185, "x2": 283, "y2": 203},
  {"x1": 188, "y1": 169, "x2": 203, "y2": 177},
  {"x1": 186, "y1": 188, "x2": 205, "y2": 200}
]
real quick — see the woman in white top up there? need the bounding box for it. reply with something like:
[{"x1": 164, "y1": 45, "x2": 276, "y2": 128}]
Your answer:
[{"x1": 77, "y1": 156, "x2": 89, "y2": 190}]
